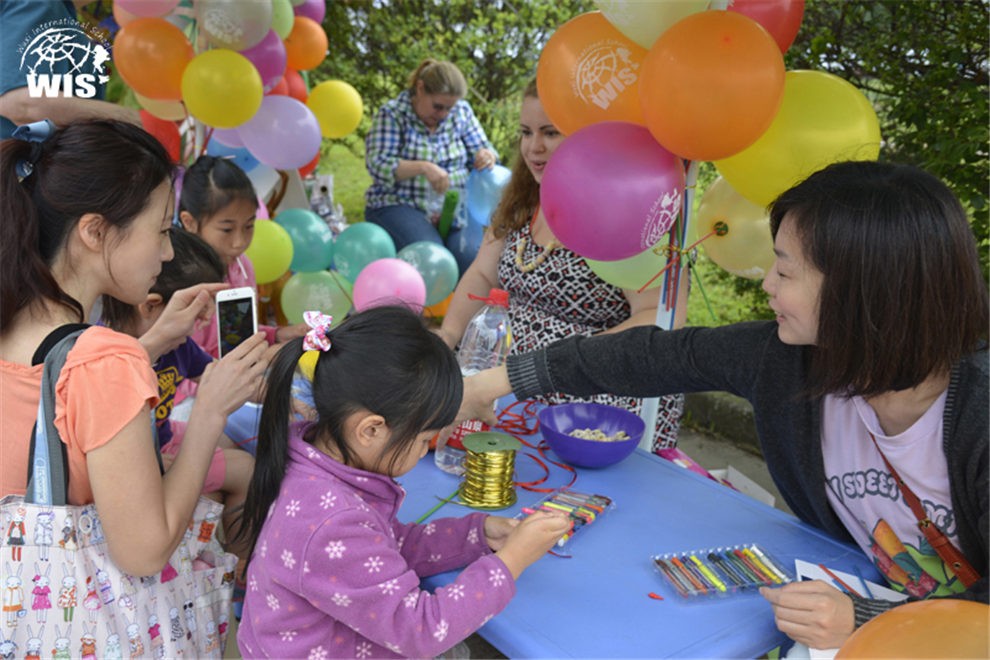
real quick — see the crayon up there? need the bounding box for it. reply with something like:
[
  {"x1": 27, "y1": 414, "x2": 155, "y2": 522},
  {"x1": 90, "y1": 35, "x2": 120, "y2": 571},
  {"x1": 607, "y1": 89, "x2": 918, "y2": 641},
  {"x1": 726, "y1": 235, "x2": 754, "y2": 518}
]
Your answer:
[
  {"x1": 654, "y1": 557, "x2": 692, "y2": 597},
  {"x1": 749, "y1": 545, "x2": 790, "y2": 583},
  {"x1": 723, "y1": 549, "x2": 761, "y2": 584},
  {"x1": 818, "y1": 564, "x2": 862, "y2": 598},
  {"x1": 733, "y1": 548, "x2": 773, "y2": 585},
  {"x1": 689, "y1": 555, "x2": 727, "y2": 592},
  {"x1": 708, "y1": 552, "x2": 747, "y2": 587},
  {"x1": 851, "y1": 565, "x2": 875, "y2": 598},
  {"x1": 671, "y1": 556, "x2": 709, "y2": 594},
  {"x1": 742, "y1": 547, "x2": 783, "y2": 584}
]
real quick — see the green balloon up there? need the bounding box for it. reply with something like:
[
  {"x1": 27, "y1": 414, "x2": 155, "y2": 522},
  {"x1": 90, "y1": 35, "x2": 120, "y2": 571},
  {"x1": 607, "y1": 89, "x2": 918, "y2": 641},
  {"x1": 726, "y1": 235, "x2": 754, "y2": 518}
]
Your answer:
[
  {"x1": 397, "y1": 241, "x2": 460, "y2": 306},
  {"x1": 585, "y1": 240, "x2": 668, "y2": 291},
  {"x1": 333, "y1": 222, "x2": 396, "y2": 282},
  {"x1": 271, "y1": 0, "x2": 294, "y2": 39},
  {"x1": 275, "y1": 207, "x2": 334, "y2": 273},
  {"x1": 280, "y1": 270, "x2": 353, "y2": 325}
]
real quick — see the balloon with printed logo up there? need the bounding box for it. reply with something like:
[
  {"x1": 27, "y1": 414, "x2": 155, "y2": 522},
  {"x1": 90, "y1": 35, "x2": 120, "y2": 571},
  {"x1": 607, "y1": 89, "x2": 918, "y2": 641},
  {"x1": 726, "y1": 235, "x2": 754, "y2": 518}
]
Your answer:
[
  {"x1": 182, "y1": 49, "x2": 263, "y2": 128},
  {"x1": 134, "y1": 92, "x2": 186, "y2": 121},
  {"x1": 239, "y1": 95, "x2": 321, "y2": 170},
  {"x1": 271, "y1": 0, "x2": 295, "y2": 38},
  {"x1": 397, "y1": 242, "x2": 459, "y2": 307},
  {"x1": 593, "y1": 0, "x2": 709, "y2": 49},
  {"x1": 640, "y1": 10, "x2": 785, "y2": 162},
  {"x1": 726, "y1": 0, "x2": 805, "y2": 54},
  {"x1": 715, "y1": 70, "x2": 882, "y2": 207},
  {"x1": 306, "y1": 80, "x2": 363, "y2": 138},
  {"x1": 195, "y1": 0, "x2": 272, "y2": 50},
  {"x1": 284, "y1": 16, "x2": 328, "y2": 71},
  {"x1": 294, "y1": 0, "x2": 326, "y2": 24},
  {"x1": 245, "y1": 219, "x2": 294, "y2": 284},
  {"x1": 695, "y1": 177, "x2": 774, "y2": 280},
  {"x1": 240, "y1": 29, "x2": 287, "y2": 93},
  {"x1": 333, "y1": 222, "x2": 397, "y2": 282},
  {"x1": 274, "y1": 208, "x2": 335, "y2": 273},
  {"x1": 281, "y1": 270, "x2": 353, "y2": 325},
  {"x1": 139, "y1": 110, "x2": 180, "y2": 163},
  {"x1": 113, "y1": 18, "x2": 193, "y2": 100},
  {"x1": 540, "y1": 121, "x2": 684, "y2": 261},
  {"x1": 115, "y1": 0, "x2": 180, "y2": 17},
  {"x1": 536, "y1": 11, "x2": 647, "y2": 135},
  {"x1": 353, "y1": 259, "x2": 427, "y2": 313}
]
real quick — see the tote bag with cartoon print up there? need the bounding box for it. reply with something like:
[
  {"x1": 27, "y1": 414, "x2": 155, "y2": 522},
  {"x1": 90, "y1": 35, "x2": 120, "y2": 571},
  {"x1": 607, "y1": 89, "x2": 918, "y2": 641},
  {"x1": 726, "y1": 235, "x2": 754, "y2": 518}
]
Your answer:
[{"x1": 0, "y1": 330, "x2": 238, "y2": 659}]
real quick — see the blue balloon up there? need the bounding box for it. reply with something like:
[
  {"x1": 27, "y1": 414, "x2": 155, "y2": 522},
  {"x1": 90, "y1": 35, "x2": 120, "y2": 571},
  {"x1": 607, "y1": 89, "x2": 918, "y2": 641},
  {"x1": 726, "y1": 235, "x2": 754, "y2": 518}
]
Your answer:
[
  {"x1": 466, "y1": 164, "x2": 512, "y2": 226},
  {"x1": 274, "y1": 208, "x2": 335, "y2": 273},
  {"x1": 205, "y1": 137, "x2": 260, "y2": 173}
]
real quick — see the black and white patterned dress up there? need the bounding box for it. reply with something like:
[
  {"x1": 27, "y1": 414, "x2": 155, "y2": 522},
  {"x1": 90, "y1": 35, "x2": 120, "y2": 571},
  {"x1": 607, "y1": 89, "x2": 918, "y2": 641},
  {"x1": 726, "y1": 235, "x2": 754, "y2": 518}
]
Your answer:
[{"x1": 497, "y1": 224, "x2": 683, "y2": 450}]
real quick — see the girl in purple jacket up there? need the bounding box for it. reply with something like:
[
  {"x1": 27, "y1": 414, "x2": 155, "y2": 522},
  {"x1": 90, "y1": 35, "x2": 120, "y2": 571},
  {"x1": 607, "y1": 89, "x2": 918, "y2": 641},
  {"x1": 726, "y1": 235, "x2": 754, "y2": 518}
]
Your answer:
[{"x1": 235, "y1": 305, "x2": 569, "y2": 659}]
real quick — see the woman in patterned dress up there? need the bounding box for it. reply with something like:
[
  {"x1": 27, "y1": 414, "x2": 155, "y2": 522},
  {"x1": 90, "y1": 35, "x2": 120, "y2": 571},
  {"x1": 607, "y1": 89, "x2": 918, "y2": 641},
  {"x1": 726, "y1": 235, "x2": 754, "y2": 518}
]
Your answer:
[{"x1": 439, "y1": 79, "x2": 687, "y2": 450}]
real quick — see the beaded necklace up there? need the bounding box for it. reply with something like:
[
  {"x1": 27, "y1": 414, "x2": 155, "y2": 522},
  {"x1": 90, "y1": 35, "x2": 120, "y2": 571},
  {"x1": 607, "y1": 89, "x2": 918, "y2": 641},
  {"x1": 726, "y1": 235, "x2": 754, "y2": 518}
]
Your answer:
[{"x1": 514, "y1": 206, "x2": 560, "y2": 273}]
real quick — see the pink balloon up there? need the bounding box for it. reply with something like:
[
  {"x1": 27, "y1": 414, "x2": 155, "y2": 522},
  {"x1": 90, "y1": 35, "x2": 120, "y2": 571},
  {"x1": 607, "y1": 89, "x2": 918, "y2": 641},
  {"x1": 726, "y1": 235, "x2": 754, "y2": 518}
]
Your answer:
[
  {"x1": 115, "y1": 0, "x2": 180, "y2": 17},
  {"x1": 240, "y1": 29, "x2": 288, "y2": 93},
  {"x1": 239, "y1": 95, "x2": 321, "y2": 170},
  {"x1": 541, "y1": 122, "x2": 685, "y2": 261},
  {"x1": 294, "y1": 0, "x2": 326, "y2": 24},
  {"x1": 256, "y1": 195, "x2": 269, "y2": 220},
  {"x1": 353, "y1": 258, "x2": 427, "y2": 312}
]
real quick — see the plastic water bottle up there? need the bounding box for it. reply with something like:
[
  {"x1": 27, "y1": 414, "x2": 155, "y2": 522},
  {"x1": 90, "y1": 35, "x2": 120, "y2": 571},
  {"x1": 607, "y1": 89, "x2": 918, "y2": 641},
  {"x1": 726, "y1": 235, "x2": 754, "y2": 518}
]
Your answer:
[{"x1": 434, "y1": 288, "x2": 512, "y2": 474}]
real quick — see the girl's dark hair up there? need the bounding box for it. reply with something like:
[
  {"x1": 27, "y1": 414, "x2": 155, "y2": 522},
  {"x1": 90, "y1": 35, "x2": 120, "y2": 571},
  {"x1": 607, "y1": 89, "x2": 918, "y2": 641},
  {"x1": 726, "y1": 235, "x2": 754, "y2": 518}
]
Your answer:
[
  {"x1": 0, "y1": 120, "x2": 174, "y2": 329},
  {"x1": 102, "y1": 227, "x2": 225, "y2": 329},
  {"x1": 489, "y1": 78, "x2": 540, "y2": 240},
  {"x1": 770, "y1": 160, "x2": 989, "y2": 397},
  {"x1": 236, "y1": 305, "x2": 463, "y2": 560},
  {"x1": 178, "y1": 155, "x2": 256, "y2": 226}
]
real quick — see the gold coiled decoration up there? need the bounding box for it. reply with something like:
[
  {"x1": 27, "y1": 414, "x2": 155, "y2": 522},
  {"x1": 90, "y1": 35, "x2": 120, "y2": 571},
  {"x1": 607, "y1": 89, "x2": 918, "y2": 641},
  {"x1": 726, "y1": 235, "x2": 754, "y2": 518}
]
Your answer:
[{"x1": 458, "y1": 433, "x2": 522, "y2": 509}]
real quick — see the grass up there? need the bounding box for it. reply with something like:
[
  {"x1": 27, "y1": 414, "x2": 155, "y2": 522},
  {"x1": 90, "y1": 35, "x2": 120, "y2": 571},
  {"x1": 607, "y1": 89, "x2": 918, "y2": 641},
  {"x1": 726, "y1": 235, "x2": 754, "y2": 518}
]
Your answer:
[{"x1": 316, "y1": 143, "x2": 767, "y2": 327}]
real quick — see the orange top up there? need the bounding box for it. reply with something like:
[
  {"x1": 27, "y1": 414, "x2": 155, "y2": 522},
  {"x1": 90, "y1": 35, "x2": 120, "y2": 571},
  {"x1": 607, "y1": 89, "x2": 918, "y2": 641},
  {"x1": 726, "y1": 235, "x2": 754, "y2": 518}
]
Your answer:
[{"x1": 0, "y1": 327, "x2": 158, "y2": 505}]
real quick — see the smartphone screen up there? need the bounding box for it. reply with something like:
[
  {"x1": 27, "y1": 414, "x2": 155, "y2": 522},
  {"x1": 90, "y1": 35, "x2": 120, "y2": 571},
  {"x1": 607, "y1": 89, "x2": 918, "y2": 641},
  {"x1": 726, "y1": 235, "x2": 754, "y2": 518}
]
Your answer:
[{"x1": 217, "y1": 293, "x2": 257, "y2": 357}]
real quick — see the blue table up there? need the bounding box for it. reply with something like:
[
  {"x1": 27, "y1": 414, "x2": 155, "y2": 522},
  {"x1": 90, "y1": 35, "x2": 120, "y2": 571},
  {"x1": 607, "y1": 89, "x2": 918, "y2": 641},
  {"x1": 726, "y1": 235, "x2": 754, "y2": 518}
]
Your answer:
[{"x1": 397, "y1": 442, "x2": 880, "y2": 658}]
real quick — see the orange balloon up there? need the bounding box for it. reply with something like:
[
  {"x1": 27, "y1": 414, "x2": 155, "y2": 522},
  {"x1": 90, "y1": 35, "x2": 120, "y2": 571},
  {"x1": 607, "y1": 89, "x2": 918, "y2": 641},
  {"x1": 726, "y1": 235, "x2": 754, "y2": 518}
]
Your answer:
[
  {"x1": 424, "y1": 292, "x2": 453, "y2": 319},
  {"x1": 536, "y1": 11, "x2": 647, "y2": 136},
  {"x1": 639, "y1": 10, "x2": 785, "y2": 161},
  {"x1": 836, "y1": 599, "x2": 989, "y2": 659},
  {"x1": 113, "y1": 18, "x2": 194, "y2": 100},
  {"x1": 284, "y1": 16, "x2": 328, "y2": 71}
]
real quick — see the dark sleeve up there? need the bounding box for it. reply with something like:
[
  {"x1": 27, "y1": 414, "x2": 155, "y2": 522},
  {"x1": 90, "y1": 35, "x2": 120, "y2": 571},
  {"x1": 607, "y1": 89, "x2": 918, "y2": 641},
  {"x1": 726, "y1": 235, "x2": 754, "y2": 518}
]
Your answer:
[{"x1": 182, "y1": 338, "x2": 214, "y2": 379}]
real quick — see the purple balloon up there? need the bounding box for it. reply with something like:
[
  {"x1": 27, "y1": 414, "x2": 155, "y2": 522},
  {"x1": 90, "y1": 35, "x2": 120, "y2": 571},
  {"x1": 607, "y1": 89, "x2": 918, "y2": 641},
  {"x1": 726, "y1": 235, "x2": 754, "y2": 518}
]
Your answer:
[
  {"x1": 211, "y1": 127, "x2": 243, "y2": 148},
  {"x1": 352, "y1": 258, "x2": 426, "y2": 312},
  {"x1": 239, "y1": 95, "x2": 321, "y2": 170},
  {"x1": 240, "y1": 29, "x2": 287, "y2": 93},
  {"x1": 294, "y1": 0, "x2": 326, "y2": 24},
  {"x1": 540, "y1": 122, "x2": 685, "y2": 261}
]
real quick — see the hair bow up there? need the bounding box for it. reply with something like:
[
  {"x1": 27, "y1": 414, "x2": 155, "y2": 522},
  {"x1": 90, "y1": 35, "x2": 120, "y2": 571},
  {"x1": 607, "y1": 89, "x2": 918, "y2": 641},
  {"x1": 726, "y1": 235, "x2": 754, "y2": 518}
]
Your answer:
[
  {"x1": 302, "y1": 311, "x2": 333, "y2": 352},
  {"x1": 12, "y1": 119, "x2": 56, "y2": 178}
]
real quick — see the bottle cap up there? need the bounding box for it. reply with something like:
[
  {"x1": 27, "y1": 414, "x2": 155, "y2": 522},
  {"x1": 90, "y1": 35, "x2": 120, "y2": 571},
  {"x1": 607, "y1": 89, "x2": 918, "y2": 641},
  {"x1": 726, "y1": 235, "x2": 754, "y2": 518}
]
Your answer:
[{"x1": 488, "y1": 288, "x2": 509, "y2": 307}]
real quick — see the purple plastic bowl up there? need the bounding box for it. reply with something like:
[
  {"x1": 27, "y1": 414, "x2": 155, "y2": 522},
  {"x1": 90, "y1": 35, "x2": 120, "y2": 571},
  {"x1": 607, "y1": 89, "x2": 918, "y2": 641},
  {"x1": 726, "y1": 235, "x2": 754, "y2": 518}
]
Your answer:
[{"x1": 537, "y1": 402, "x2": 645, "y2": 468}]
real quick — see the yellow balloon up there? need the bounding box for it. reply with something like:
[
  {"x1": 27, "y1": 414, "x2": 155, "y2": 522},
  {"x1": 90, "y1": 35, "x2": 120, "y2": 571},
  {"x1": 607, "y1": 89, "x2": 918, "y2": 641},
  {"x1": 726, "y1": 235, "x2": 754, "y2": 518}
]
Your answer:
[
  {"x1": 696, "y1": 177, "x2": 774, "y2": 280},
  {"x1": 181, "y1": 49, "x2": 263, "y2": 128},
  {"x1": 134, "y1": 92, "x2": 186, "y2": 121},
  {"x1": 715, "y1": 70, "x2": 881, "y2": 207},
  {"x1": 594, "y1": 0, "x2": 709, "y2": 49},
  {"x1": 306, "y1": 80, "x2": 364, "y2": 139},
  {"x1": 245, "y1": 219, "x2": 294, "y2": 284}
]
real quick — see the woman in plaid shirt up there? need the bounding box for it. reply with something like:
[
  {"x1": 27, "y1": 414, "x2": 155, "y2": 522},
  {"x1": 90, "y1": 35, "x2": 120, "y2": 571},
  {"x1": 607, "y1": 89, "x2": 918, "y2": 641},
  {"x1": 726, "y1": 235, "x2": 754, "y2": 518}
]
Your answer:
[{"x1": 364, "y1": 59, "x2": 498, "y2": 275}]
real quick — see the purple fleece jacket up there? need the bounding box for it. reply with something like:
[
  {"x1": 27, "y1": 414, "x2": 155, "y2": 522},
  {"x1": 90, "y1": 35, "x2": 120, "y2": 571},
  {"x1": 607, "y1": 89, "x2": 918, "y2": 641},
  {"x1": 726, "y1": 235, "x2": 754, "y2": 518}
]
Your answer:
[{"x1": 237, "y1": 423, "x2": 515, "y2": 659}]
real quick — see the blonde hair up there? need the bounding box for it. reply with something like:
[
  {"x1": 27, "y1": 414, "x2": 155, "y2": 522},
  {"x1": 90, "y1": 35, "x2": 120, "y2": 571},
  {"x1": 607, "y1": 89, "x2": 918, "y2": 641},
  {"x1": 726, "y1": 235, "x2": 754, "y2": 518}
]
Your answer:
[
  {"x1": 489, "y1": 79, "x2": 541, "y2": 240},
  {"x1": 408, "y1": 59, "x2": 467, "y2": 97}
]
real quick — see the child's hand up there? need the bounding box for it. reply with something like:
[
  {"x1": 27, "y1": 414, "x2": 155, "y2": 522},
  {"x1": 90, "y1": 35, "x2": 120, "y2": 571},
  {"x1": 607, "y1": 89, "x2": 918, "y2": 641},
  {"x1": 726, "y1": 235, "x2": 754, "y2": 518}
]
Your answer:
[
  {"x1": 275, "y1": 323, "x2": 309, "y2": 343},
  {"x1": 759, "y1": 581, "x2": 855, "y2": 649},
  {"x1": 483, "y1": 515, "x2": 519, "y2": 552},
  {"x1": 196, "y1": 333, "x2": 269, "y2": 417},
  {"x1": 495, "y1": 511, "x2": 571, "y2": 580}
]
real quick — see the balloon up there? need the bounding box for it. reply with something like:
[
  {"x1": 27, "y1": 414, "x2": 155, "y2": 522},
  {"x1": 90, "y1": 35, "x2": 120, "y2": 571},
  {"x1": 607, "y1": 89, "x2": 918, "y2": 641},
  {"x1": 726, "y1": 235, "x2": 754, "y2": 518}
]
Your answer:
[
  {"x1": 726, "y1": 0, "x2": 805, "y2": 53},
  {"x1": 294, "y1": 0, "x2": 326, "y2": 24},
  {"x1": 112, "y1": 3, "x2": 140, "y2": 28},
  {"x1": 115, "y1": 0, "x2": 180, "y2": 18},
  {"x1": 283, "y1": 68, "x2": 309, "y2": 102},
  {"x1": 239, "y1": 95, "x2": 321, "y2": 170},
  {"x1": 466, "y1": 165, "x2": 512, "y2": 226},
  {"x1": 113, "y1": 18, "x2": 193, "y2": 100},
  {"x1": 139, "y1": 110, "x2": 180, "y2": 163},
  {"x1": 210, "y1": 127, "x2": 243, "y2": 148},
  {"x1": 397, "y1": 242, "x2": 460, "y2": 306},
  {"x1": 640, "y1": 10, "x2": 785, "y2": 161},
  {"x1": 284, "y1": 16, "x2": 328, "y2": 71},
  {"x1": 182, "y1": 49, "x2": 263, "y2": 128},
  {"x1": 593, "y1": 0, "x2": 709, "y2": 49},
  {"x1": 353, "y1": 258, "x2": 427, "y2": 312},
  {"x1": 298, "y1": 151, "x2": 321, "y2": 178},
  {"x1": 424, "y1": 292, "x2": 453, "y2": 319},
  {"x1": 306, "y1": 80, "x2": 363, "y2": 138},
  {"x1": 134, "y1": 92, "x2": 186, "y2": 121},
  {"x1": 274, "y1": 207, "x2": 335, "y2": 272},
  {"x1": 536, "y1": 12, "x2": 647, "y2": 136},
  {"x1": 541, "y1": 122, "x2": 684, "y2": 261},
  {"x1": 196, "y1": 0, "x2": 272, "y2": 50},
  {"x1": 333, "y1": 222, "x2": 397, "y2": 282},
  {"x1": 585, "y1": 240, "x2": 668, "y2": 290},
  {"x1": 268, "y1": 76, "x2": 289, "y2": 97},
  {"x1": 715, "y1": 70, "x2": 881, "y2": 207},
  {"x1": 836, "y1": 600, "x2": 989, "y2": 659},
  {"x1": 446, "y1": 212, "x2": 486, "y2": 273},
  {"x1": 271, "y1": 0, "x2": 295, "y2": 39},
  {"x1": 695, "y1": 178, "x2": 774, "y2": 280},
  {"x1": 280, "y1": 270, "x2": 353, "y2": 325},
  {"x1": 245, "y1": 219, "x2": 294, "y2": 284},
  {"x1": 239, "y1": 29, "x2": 287, "y2": 93},
  {"x1": 206, "y1": 136, "x2": 260, "y2": 172}
]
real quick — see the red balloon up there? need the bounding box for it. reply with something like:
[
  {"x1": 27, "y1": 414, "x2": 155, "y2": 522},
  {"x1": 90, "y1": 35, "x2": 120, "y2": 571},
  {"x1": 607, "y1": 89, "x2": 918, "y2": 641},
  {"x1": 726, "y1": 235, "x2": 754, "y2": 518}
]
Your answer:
[
  {"x1": 298, "y1": 151, "x2": 320, "y2": 178},
  {"x1": 268, "y1": 76, "x2": 289, "y2": 97},
  {"x1": 726, "y1": 0, "x2": 805, "y2": 53},
  {"x1": 284, "y1": 68, "x2": 308, "y2": 103},
  {"x1": 139, "y1": 109, "x2": 181, "y2": 163}
]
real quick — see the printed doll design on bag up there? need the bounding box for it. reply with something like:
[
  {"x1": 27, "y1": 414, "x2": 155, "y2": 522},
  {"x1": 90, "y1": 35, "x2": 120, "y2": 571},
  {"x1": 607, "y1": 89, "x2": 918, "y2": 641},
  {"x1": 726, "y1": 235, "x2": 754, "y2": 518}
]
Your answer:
[
  {"x1": 103, "y1": 621, "x2": 122, "y2": 660},
  {"x1": 30, "y1": 563, "x2": 52, "y2": 623},
  {"x1": 33, "y1": 511, "x2": 54, "y2": 562},
  {"x1": 3, "y1": 563, "x2": 24, "y2": 626},
  {"x1": 50, "y1": 624, "x2": 71, "y2": 659},
  {"x1": 5, "y1": 508, "x2": 26, "y2": 562}
]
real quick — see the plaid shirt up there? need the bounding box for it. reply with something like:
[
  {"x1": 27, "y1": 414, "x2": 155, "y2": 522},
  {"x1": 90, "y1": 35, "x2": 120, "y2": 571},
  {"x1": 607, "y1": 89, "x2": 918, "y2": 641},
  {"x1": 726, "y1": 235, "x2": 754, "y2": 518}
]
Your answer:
[{"x1": 365, "y1": 90, "x2": 496, "y2": 225}]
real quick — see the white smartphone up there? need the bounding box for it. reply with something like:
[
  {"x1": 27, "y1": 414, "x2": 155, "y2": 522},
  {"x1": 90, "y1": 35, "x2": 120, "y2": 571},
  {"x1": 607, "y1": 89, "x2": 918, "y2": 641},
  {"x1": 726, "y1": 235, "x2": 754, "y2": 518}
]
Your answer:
[{"x1": 215, "y1": 287, "x2": 258, "y2": 358}]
